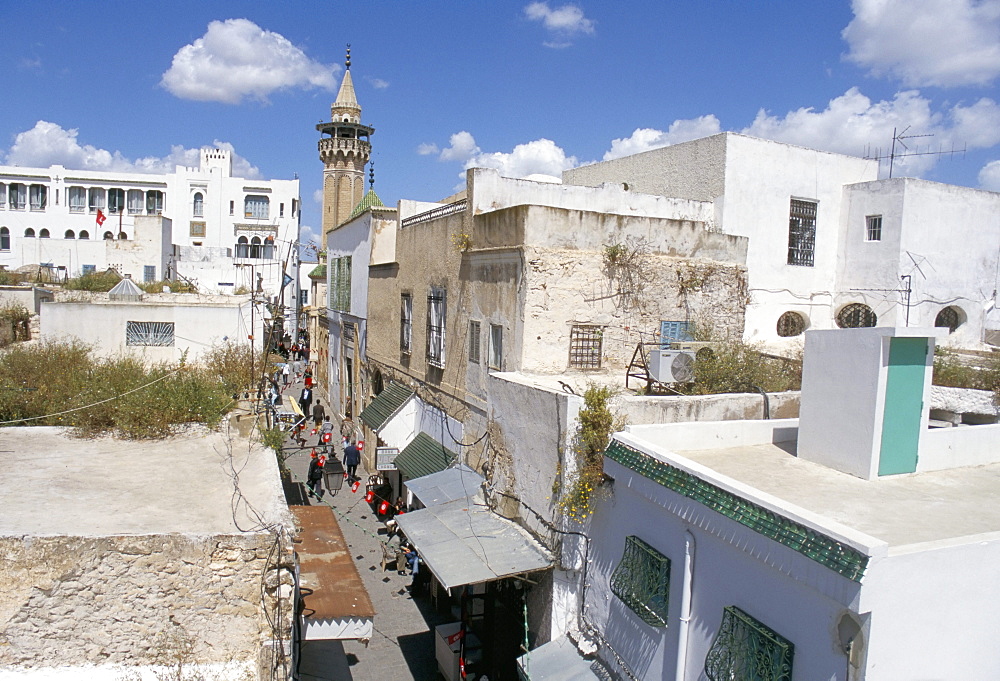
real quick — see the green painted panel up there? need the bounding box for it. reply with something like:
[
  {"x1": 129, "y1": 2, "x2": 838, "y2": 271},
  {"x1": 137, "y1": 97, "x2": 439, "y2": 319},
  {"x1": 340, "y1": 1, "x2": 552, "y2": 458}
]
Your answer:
[{"x1": 878, "y1": 337, "x2": 927, "y2": 476}]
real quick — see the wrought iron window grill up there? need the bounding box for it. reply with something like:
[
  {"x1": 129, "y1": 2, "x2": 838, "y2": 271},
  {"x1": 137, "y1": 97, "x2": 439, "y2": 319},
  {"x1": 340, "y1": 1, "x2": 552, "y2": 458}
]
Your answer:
[
  {"x1": 427, "y1": 288, "x2": 446, "y2": 368},
  {"x1": 776, "y1": 311, "x2": 806, "y2": 337},
  {"x1": 705, "y1": 606, "x2": 794, "y2": 681},
  {"x1": 836, "y1": 303, "x2": 876, "y2": 329},
  {"x1": 787, "y1": 199, "x2": 816, "y2": 267},
  {"x1": 569, "y1": 325, "x2": 602, "y2": 369},
  {"x1": 400, "y1": 294, "x2": 412, "y2": 353},
  {"x1": 934, "y1": 306, "x2": 959, "y2": 333},
  {"x1": 126, "y1": 321, "x2": 175, "y2": 347},
  {"x1": 610, "y1": 536, "x2": 671, "y2": 627}
]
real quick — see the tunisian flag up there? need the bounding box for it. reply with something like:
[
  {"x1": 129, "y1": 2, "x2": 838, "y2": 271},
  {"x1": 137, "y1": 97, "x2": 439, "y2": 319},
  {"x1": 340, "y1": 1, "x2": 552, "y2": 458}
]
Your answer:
[{"x1": 95, "y1": 209, "x2": 107, "y2": 227}]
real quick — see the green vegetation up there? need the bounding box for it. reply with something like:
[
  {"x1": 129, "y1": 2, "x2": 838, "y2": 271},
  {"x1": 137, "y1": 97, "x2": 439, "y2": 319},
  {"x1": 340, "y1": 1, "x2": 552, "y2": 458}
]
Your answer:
[
  {"x1": 0, "y1": 269, "x2": 24, "y2": 286},
  {"x1": 933, "y1": 348, "x2": 1000, "y2": 400},
  {"x1": 0, "y1": 340, "x2": 262, "y2": 439},
  {"x1": 138, "y1": 279, "x2": 199, "y2": 294},
  {"x1": 558, "y1": 384, "x2": 624, "y2": 521},
  {"x1": 63, "y1": 270, "x2": 122, "y2": 292},
  {"x1": 674, "y1": 340, "x2": 803, "y2": 395},
  {"x1": 0, "y1": 303, "x2": 31, "y2": 345}
]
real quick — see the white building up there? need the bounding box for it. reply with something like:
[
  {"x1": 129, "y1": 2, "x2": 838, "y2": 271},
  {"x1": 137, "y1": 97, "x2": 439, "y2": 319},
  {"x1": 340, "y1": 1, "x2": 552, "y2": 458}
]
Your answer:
[
  {"x1": 576, "y1": 326, "x2": 1000, "y2": 680},
  {"x1": 563, "y1": 132, "x2": 1000, "y2": 349},
  {"x1": 0, "y1": 149, "x2": 301, "y2": 299}
]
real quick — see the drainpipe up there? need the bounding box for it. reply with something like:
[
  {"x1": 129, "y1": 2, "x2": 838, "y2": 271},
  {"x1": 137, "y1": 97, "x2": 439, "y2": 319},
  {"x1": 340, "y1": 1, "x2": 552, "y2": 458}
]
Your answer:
[{"x1": 674, "y1": 530, "x2": 695, "y2": 681}]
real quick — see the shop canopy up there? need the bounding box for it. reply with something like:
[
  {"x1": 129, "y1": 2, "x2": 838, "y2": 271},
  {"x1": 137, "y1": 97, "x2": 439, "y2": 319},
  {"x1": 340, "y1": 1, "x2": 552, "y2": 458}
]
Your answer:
[
  {"x1": 357, "y1": 381, "x2": 413, "y2": 431},
  {"x1": 394, "y1": 497, "x2": 552, "y2": 590},
  {"x1": 404, "y1": 464, "x2": 484, "y2": 507}
]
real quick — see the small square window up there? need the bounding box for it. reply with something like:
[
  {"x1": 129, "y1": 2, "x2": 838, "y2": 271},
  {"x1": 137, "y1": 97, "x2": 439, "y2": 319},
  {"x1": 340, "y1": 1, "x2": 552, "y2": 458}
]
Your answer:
[
  {"x1": 143, "y1": 266, "x2": 156, "y2": 283},
  {"x1": 489, "y1": 324, "x2": 503, "y2": 370},
  {"x1": 865, "y1": 215, "x2": 882, "y2": 242},
  {"x1": 81, "y1": 265, "x2": 96, "y2": 275},
  {"x1": 469, "y1": 321, "x2": 481, "y2": 364},
  {"x1": 610, "y1": 536, "x2": 670, "y2": 628},
  {"x1": 569, "y1": 325, "x2": 603, "y2": 369}
]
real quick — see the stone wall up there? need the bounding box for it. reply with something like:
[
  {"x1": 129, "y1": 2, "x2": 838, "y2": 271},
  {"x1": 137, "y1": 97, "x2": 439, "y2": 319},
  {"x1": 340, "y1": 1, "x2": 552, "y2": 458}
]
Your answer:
[{"x1": 0, "y1": 531, "x2": 294, "y2": 678}]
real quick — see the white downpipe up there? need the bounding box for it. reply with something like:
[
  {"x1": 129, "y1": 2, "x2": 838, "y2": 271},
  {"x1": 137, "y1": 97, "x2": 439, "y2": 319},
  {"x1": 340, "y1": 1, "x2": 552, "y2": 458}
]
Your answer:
[{"x1": 674, "y1": 530, "x2": 695, "y2": 681}]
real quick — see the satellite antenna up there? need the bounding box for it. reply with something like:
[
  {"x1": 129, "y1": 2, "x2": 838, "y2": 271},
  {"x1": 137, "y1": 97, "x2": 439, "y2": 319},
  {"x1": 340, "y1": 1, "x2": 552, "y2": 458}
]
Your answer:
[{"x1": 864, "y1": 126, "x2": 965, "y2": 178}]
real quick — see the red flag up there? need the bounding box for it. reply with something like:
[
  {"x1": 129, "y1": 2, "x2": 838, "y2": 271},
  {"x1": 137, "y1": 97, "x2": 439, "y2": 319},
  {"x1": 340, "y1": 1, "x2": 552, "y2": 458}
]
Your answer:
[{"x1": 96, "y1": 209, "x2": 107, "y2": 226}]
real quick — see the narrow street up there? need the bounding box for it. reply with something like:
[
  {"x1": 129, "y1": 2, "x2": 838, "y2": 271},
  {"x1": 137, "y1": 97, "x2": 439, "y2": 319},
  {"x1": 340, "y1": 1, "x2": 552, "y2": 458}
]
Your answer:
[{"x1": 279, "y1": 377, "x2": 451, "y2": 681}]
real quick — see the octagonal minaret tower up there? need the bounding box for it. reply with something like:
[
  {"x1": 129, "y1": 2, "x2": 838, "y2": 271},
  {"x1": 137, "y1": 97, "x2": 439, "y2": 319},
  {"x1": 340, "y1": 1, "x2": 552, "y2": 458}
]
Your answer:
[{"x1": 317, "y1": 45, "x2": 374, "y2": 236}]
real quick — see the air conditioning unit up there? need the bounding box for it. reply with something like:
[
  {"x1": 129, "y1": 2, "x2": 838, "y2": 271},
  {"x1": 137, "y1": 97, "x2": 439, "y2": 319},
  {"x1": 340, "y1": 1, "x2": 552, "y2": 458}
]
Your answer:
[
  {"x1": 648, "y1": 349, "x2": 696, "y2": 384},
  {"x1": 669, "y1": 340, "x2": 718, "y2": 359}
]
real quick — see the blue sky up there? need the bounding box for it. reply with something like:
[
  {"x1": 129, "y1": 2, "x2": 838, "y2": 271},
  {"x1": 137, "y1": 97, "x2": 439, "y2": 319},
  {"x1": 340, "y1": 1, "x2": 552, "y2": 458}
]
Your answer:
[{"x1": 4, "y1": 0, "x2": 1000, "y2": 250}]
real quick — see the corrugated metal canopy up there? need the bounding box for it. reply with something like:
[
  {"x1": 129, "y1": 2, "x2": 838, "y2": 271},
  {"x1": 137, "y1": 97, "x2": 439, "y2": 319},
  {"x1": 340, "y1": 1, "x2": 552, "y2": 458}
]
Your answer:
[
  {"x1": 394, "y1": 498, "x2": 552, "y2": 590},
  {"x1": 108, "y1": 276, "x2": 143, "y2": 301},
  {"x1": 357, "y1": 381, "x2": 413, "y2": 431},
  {"x1": 404, "y1": 464, "x2": 484, "y2": 507},
  {"x1": 394, "y1": 432, "x2": 456, "y2": 480}
]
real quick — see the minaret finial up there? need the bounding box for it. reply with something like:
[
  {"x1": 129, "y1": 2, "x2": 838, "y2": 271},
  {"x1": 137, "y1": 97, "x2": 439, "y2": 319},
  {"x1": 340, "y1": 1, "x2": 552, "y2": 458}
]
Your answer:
[
  {"x1": 345, "y1": 44, "x2": 351, "y2": 70},
  {"x1": 369, "y1": 161, "x2": 375, "y2": 189}
]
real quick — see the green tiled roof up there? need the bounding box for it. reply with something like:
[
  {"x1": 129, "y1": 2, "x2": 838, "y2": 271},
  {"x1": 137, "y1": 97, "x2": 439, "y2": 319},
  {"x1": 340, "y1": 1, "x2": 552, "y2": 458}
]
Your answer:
[
  {"x1": 395, "y1": 433, "x2": 457, "y2": 481},
  {"x1": 348, "y1": 188, "x2": 386, "y2": 221},
  {"x1": 308, "y1": 264, "x2": 326, "y2": 278},
  {"x1": 358, "y1": 381, "x2": 413, "y2": 431},
  {"x1": 605, "y1": 439, "x2": 869, "y2": 582}
]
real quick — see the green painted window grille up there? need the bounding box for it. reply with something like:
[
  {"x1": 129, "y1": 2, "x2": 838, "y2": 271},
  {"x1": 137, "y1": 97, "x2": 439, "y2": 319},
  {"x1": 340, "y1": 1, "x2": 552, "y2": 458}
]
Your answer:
[
  {"x1": 329, "y1": 256, "x2": 352, "y2": 313},
  {"x1": 705, "y1": 606, "x2": 794, "y2": 681},
  {"x1": 609, "y1": 536, "x2": 670, "y2": 627}
]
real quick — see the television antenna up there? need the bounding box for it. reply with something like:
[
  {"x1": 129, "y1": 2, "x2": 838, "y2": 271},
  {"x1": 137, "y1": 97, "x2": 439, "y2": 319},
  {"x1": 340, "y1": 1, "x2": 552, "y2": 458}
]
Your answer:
[{"x1": 864, "y1": 126, "x2": 965, "y2": 178}]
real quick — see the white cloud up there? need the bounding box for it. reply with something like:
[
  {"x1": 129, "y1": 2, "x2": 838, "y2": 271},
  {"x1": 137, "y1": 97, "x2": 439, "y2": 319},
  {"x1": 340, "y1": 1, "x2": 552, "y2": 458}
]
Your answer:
[
  {"x1": 978, "y1": 159, "x2": 1000, "y2": 190},
  {"x1": 524, "y1": 2, "x2": 595, "y2": 46},
  {"x1": 368, "y1": 77, "x2": 390, "y2": 90},
  {"x1": 603, "y1": 115, "x2": 722, "y2": 160},
  {"x1": 741, "y1": 88, "x2": 1000, "y2": 176},
  {"x1": 312, "y1": 189, "x2": 324, "y2": 205},
  {"x1": 416, "y1": 143, "x2": 440, "y2": 156},
  {"x1": 430, "y1": 131, "x2": 577, "y2": 179},
  {"x1": 160, "y1": 18, "x2": 339, "y2": 104},
  {"x1": 843, "y1": 0, "x2": 1000, "y2": 87},
  {"x1": 3, "y1": 121, "x2": 262, "y2": 178}
]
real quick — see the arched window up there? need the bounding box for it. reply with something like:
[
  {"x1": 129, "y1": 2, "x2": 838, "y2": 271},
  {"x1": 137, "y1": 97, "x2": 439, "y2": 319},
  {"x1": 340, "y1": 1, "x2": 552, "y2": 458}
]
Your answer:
[
  {"x1": 263, "y1": 235, "x2": 275, "y2": 259},
  {"x1": 118, "y1": 232, "x2": 128, "y2": 240},
  {"x1": 836, "y1": 303, "x2": 877, "y2": 329},
  {"x1": 78, "y1": 230, "x2": 90, "y2": 240},
  {"x1": 934, "y1": 306, "x2": 963, "y2": 333},
  {"x1": 193, "y1": 192, "x2": 204, "y2": 217},
  {"x1": 24, "y1": 228, "x2": 35, "y2": 238},
  {"x1": 236, "y1": 236, "x2": 249, "y2": 258},
  {"x1": 39, "y1": 228, "x2": 50, "y2": 239},
  {"x1": 65, "y1": 229, "x2": 76, "y2": 239},
  {"x1": 776, "y1": 311, "x2": 807, "y2": 337},
  {"x1": 103, "y1": 231, "x2": 114, "y2": 240},
  {"x1": 250, "y1": 236, "x2": 262, "y2": 259},
  {"x1": 0, "y1": 227, "x2": 9, "y2": 251}
]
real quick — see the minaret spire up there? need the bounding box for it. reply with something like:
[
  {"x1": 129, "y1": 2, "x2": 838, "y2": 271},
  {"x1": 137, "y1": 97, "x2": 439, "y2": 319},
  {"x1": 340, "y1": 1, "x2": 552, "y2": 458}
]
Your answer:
[{"x1": 369, "y1": 162, "x2": 375, "y2": 189}]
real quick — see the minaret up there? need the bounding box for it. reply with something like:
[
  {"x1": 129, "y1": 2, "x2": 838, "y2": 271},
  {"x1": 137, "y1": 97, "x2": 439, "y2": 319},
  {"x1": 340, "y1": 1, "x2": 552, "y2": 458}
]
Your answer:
[{"x1": 317, "y1": 45, "x2": 374, "y2": 235}]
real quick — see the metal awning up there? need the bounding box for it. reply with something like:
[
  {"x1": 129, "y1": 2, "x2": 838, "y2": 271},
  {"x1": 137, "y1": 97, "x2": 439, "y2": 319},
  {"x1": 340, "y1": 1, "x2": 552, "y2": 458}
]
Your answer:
[
  {"x1": 404, "y1": 464, "x2": 484, "y2": 507},
  {"x1": 358, "y1": 381, "x2": 414, "y2": 431},
  {"x1": 394, "y1": 498, "x2": 552, "y2": 590},
  {"x1": 517, "y1": 635, "x2": 603, "y2": 681},
  {"x1": 394, "y1": 432, "x2": 456, "y2": 480},
  {"x1": 291, "y1": 506, "x2": 375, "y2": 640}
]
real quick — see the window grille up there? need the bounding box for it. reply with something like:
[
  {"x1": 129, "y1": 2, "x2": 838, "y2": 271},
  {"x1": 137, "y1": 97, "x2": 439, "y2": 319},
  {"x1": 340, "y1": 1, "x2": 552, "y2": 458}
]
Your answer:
[
  {"x1": 705, "y1": 606, "x2": 794, "y2": 681},
  {"x1": 29, "y1": 184, "x2": 47, "y2": 211},
  {"x1": 659, "y1": 320, "x2": 692, "y2": 348},
  {"x1": 400, "y1": 294, "x2": 412, "y2": 353},
  {"x1": 469, "y1": 321, "x2": 481, "y2": 364},
  {"x1": 865, "y1": 215, "x2": 882, "y2": 242},
  {"x1": 610, "y1": 536, "x2": 670, "y2": 627},
  {"x1": 569, "y1": 325, "x2": 602, "y2": 369},
  {"x1": 244, "y1": 194, "x2": 269, "y2": 219},
  {"x1": 776, "y1": 311, "x2": 806, "y2": 337},
  {"x1": 127, "y1": 189, "x2": 144, "y2": 214},
  {"x1": 82, "y1": 265, "x2": 96, "y2": 275},
  {"x1": 9, "y1": 183, "x2": 26, "y2": 210},
  {"x1": 836, "y1": 303, "x2": 876, "y2": 329},
  {"x1": 144, "y1": 266, "x2": 156, "y2": 283},
  {"x1": 126, "y1": 321, "x2": 175, "y2": 347},
  {"x1": 329, "y1": 256, "x2": 352, "y2": 312},
  {"x1": 787, "y1": 199, "x2": 816, "y2": 267},
  {"x1": 935, "y1": 306, "x2": 961, "y2": 333},
  {"x1": 489, "y1": 324, "x2": 503, "y2": 370},
  {"x1": 190, "y1": 221, "x2": 206, "y2": 238},
  {"x1": 427, "y1": 287, "x2": 446, "y2": 368},
  {"x1": 107, "y1": 188, "x2": 124, "y2": 214}
]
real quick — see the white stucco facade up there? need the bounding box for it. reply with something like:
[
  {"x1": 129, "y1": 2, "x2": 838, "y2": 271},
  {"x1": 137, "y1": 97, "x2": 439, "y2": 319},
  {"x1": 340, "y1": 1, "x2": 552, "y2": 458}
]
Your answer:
[{"x1": 0, "y1": 149, "x2": 300, "y2": 299}]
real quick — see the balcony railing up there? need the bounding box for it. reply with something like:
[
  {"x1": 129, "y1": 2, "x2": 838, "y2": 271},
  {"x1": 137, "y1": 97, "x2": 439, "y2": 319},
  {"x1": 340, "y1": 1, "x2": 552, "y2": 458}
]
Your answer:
[{"x1": 401, "y1": 199, "x2": 467, "y2": 228}]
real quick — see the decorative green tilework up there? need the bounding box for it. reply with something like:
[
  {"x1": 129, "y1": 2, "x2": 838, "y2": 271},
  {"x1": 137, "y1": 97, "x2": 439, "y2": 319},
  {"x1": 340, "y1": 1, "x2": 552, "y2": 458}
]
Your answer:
[
  {"x1": 606, "y1": 440, "x2": 868, "y2": 582},
  {"x1": 705, "y1": 606, "x2": 794, "y2": 681},
  {"x1": 610, "y1": 536, "x2": 671, "y2": 627}
]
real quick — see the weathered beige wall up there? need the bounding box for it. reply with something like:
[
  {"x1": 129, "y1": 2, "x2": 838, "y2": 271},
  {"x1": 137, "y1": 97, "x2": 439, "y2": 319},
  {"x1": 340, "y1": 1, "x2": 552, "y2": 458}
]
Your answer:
[{"x1": 0, "y1": 531, "x2": 293, "y2": 676}]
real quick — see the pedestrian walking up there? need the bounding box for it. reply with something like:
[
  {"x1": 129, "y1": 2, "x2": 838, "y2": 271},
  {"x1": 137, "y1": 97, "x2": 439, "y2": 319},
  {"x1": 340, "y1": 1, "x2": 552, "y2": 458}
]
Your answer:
[
  {"x1": 282, "y1": 363, "x2": 290, "y2": 387},
  {"x1": 306, "y1": 450, "x2": 326, "y2": 499},
  {"x1": 344, "y1": 440, "x2": 361, "y2": 482},
  {"x1": 319, "y1": 418, "x2": 335, "y2": 453},
  {"x1": 299, "y1": 385, "x2": 313, "y2": 417},
  {"x1": 312, "y1": 402, "x2": 326, "y2": 427}
]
